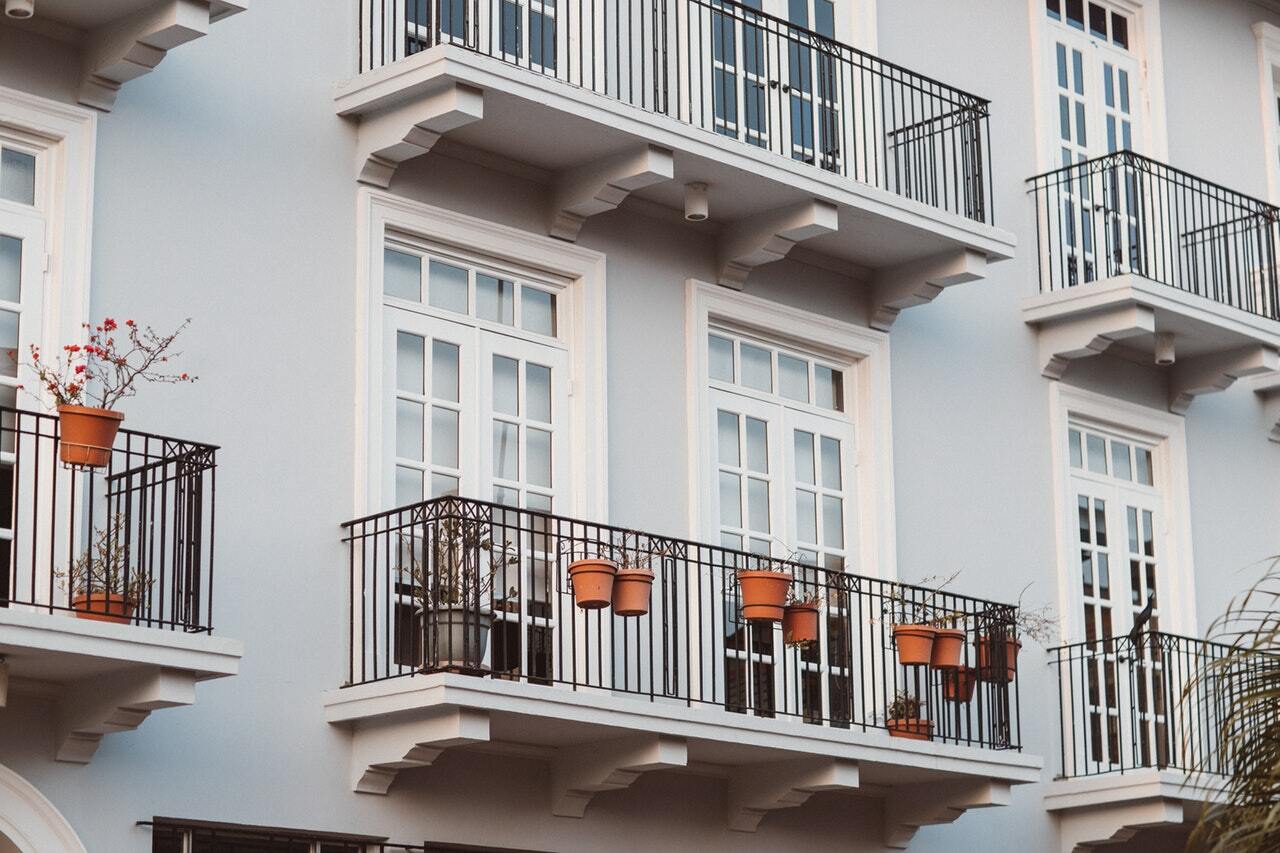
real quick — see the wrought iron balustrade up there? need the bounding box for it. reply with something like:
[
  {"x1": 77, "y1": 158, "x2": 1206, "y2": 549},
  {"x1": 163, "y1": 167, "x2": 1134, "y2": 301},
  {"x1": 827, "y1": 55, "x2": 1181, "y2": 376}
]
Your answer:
[
  {"x1": 1029, "y1": 151, "x2": 1280, "y2": 320},
  {"x1": 342, "y1": 496, "x2": 1023, "y2": 751},
  {"x1": 1050, "y1": 630, "x2": 1269, "y2": 779},
  {"x1": 0, "y1": 407, "x2": 218, "y2": 633},
  {"x1": 358, "y1": 0, "x2": 994, "y2": 224}
]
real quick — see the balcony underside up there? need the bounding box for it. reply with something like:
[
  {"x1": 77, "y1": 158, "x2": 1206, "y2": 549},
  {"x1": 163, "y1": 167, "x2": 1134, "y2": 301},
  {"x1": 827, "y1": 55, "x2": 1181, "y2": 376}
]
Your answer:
[
  {"x1": 1045, "y1": 769, "x2": 1223, "y2": 853},
  {"x1": 1024, "y1": 274, "x2": 1280, "y2": 413},
  {"x1": 325, "y1": 673, "x2": 1040, "y2": 846},
  {"x1": 0, "y1": 607, "x2": 241, "y2": 764},
  {"x1": 336, "y1": 46, "x2": 1014, "y2": 326}
]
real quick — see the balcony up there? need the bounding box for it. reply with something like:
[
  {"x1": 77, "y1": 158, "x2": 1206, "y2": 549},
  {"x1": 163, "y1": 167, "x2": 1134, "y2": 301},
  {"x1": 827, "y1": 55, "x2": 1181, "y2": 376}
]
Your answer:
[
  {"x1": 0, "y1": 407, "x2": 240, "y2": 764},
  {"x1": 0, "y1": 0, "x2": 247, "y2": 111},
  {"x1": 325, "y1": 497, "x2": 1040, "y2": 843},
  {"x1": 1046, "y1": 631, "x2": 1238, "y2": 851},
  {"x1": 1025, "y1": 152, "x2": 1280, "y2": 414},
  {"x1": 339, "y1": 0, "x2": 1013, "y2": 322}
]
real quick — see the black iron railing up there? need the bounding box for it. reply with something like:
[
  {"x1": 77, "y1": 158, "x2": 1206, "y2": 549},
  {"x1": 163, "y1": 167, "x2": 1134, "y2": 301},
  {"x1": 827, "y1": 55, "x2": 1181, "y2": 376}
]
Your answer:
[
  {"x1": 0, "y1": 407, "x2": 217, "y2": 633},
  {"x1": 1029, "y1": 151, "x2": 1280, "y2": 320},
  {"x1": 358, "y1": 0, "x2": 994, "y2": 224},
  {"x1": 343, "y1": 496, "x2": 1023, "y2": 751},
  {"x1": 144, "y1": 818, "x2": 423, "y2": 852},
  {"x1": 1050, "y1": 630, "x2": 1271, "y2": 779}
]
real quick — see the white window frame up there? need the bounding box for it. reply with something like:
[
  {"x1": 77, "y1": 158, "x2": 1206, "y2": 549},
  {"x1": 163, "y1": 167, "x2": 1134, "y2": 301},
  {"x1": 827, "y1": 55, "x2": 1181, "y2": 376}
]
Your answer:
[
  {"x1": 1253, "y1": 21, "x2": 1280, "y2": 205},
  {"x1": 685, "y1": 279, "x2": 895, "y2": 580},
  {"x1": 1047, "y1": 383, "x2": 1196, "y2": 644},
  {"x1": 355, "y1": 189, "x2": 608, "y2": 521},
  {"x1": 1026, "y1": 0, "x2": 1171, "y2": 173}
]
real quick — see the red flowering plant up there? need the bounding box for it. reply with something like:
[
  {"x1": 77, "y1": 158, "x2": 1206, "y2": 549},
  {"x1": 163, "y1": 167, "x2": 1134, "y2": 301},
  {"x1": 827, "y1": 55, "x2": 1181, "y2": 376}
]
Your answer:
[{"x1": 22, "y1": 318, "x2": 196, "y2": 410}]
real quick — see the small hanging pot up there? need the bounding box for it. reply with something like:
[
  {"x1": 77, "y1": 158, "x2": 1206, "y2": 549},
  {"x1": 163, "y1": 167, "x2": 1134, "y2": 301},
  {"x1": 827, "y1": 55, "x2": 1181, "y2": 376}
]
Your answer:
[
  {"x1": 736, "y1": 570, "x2": 791, "y2": 622},
  {"x1": 930, "y1": 628, "x2": 966, "y2": 669},
  {"x1": 976, "y1": 635, "x2": 1022, "y2": 684},
  {"x1": 567, "y1": 558, "x2": 618, "y2": 609},
  {"x1": 892, "y1": 624, "x2": 937, "y2": 667},
  {"x1": 783, "y1": 602, "x2": 821, "y2": 645},
  {"x1": 57, "y1": 405, "x2": 123, "y2": 469},
  {"x1": 943, "y1": 666, "x2": 978, "y2": 703},
  {"x1": 612, "y1": 567, "x2": 655, "y2": 617}
]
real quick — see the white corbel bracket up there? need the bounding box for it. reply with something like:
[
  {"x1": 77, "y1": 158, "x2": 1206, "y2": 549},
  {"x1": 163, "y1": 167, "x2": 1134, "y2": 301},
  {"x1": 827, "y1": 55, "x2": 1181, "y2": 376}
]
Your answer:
[
  {"x1": 1033, "y1": 304, "x2": 1156, "y2": 380},
  {"x1": 551, "y1": 734, "x2": 688, "y2": 818},
  {"x1": 726, "y1": 757, "x2": 859, "y2": 832},
  {"x1": 349, "y1": 707, "x2": 490, "y2": 795},
  {"x1": 354, "y1": 82, "x2": 485, "y2": 188},
  {"x1": 57, "y1": 667, "x2": 197, "y2": 764},
  {"x1": 1255, "y1": 374, "x2": 1280, "y2": 442},
  {"x1": 1168, "y1": 345, "x2": 1280, "y2": 415},
  {"x1": 870, "y1": 248, "x2": 988, "y2": 331},
  {"x1": 79, "y1": 0, "x2": 248, "y2": 112},
  {"x1": 884, "y1": 780, "x2": 1012, "y2": 849},
  {"x1": 717, "y1": 200, "x2": 839, "y2": 289},
  {"x1": 548, "y1": 145, "x2": 675, "y2": 241}
]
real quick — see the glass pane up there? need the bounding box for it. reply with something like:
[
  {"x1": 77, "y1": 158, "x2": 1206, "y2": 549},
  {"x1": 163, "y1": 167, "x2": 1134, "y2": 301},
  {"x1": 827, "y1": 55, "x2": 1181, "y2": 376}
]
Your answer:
[
  {"x1": 822, "y1": 496, "x2": 844, "y2": 548},
  {"x1": 396, "y1": 466, "x2": 424, "y2": 504},
  {"x1": 1143, "y1": 510, "x2": 1155, "y2": 557},
  {"x1": 493, "y1": 355, "x2": 519, "y2": 416},
  {"x1": 740, "y1": 343, "x2": 772, "y2": 392},
  {"x1": 522, "y1": 287, "x2": 556, "y2": 336},
  {"x1": 0, "y1": 149, "x2": 35, "y2": 206},
  {"x1": 1069, "y1": 428, "x2": 1082, "y2": 468},
  {"x1": 747, "y1": 477, "x2": 770, "y2": 532},
  {"x1": 0, "y1": 235, "x2": 19, "y2": 304},
  {"x1": 815, "y1": 366, "x2": 843, "y2": 411},
  {"x1": 718, "y1": 410, "x2": 740, "y2": 466},
  {"x1": 778, "y1": 354, "x2": 809, "y2": 402},
  {"x1": 526, "y1": 363, "x2": 551, "y2": 423},
  {"x1": 1086, "y1": 433, "x2": 1107, "y2": 474},
  {"x1": 1111, "y1": 12, "x2": 1128, "y2": 48},
  {"x1": 1111, "y1": 441, "x2": 1132, "y2": 481},
  {"x1": 796, "y1": 490, "x2": 817, "y2": 542},
  {"x1": 494, "y1": 485, "x2": 520, "y2": 506},
  {"x1": 1095, "y1": 499, "x2": 1108, "y2": 547},
  {"x1": 493, "y1": 420, "x2": 519, "y2": 481},
  {"x1": 745, "y1": 417, "x2": 768, "y2": 473},
  {"x1": 719, "y1": 471, "x2": 742, "y2": 526},
  {"x1": 429, "y1": 260, "x2": 469, "y2": 314},
  {"x1": 396, "y1": 400, "x2": 424, "y2": 461},
  {"x1": 476, "y1": 274, "x2": 515, "y2": 325},
  {"x1": 395, "y1": 332, "x2": 425, "y2": 394},
  {"x1": 794, "y1": 430, "x2": 815, "y2": 485},
  {"x1": 432, "y1": 340, "x2": 460, "y2": 403},
  {"x1": 526, "y1": 491, "x2": 551, "y2": 512},
  {"x1": 1098, "y1": 553, "x2": 1110, "y2": 598},
  {"x1": 384, "y1": 249, "x2": 422, "y2": 301},
  {"x1": 709, "y1": 334, "x2": 735, "y2": 382},
  {"x1": 1127, "y1": 506, "x2": 1139, "y2": 553},
  {"x1": 820, "y1": 436, "x2": 841, "y2": 489},
  {"x1": 527, "y1": 428, "x2": 552, "y2": 487},
  {"x1": 1136, "y1": 448, "x2": 1153, "y2": 486},
  {"x1": 1078, "y1": 495, "x2": 1091, "y2": 543},
  {"x1": 0, "y1": 310, "x2": 17, "y2": 378},
  {"x1": 432, "y1": 406, "x2": 459, "y2": 467},
  {"x1": 431, "y1": 473, "x2": 460, "y2": 497}
]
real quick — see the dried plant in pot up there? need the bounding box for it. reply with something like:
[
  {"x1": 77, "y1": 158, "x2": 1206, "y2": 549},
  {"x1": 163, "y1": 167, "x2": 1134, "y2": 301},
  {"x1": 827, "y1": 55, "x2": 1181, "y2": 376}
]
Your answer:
[
  {"x1": 885, "y1": 690, "x2": 933, "y2": 741},
  {"x1": 736, "y1": 553, "x2": 793, "y2": 623},
  {"x1": 942, "y1": 666, "x2": 979, "y2": 703},
  {"x1": 567, "y1": 547, "x2": 620, "y2": 610},
  {"x1": 57, "y1": 514, "x2": 153, "y2": 625},
  {"x1": 610, "y1": 539, "x2": 668, "y2": 617},
  {"x1": 977, "y1": 584, "x2": 1058, "y2": 684},
  {"x1": 929, "y1": 608, "x2": 969, "y2": 670},
  {"x1": 883, "y1": 572, "x2": 960, "y2": 668},
  {"x1": 18, "y1": 318, "x2": 196, "y2": 469},
  {"x1": 783, "y1": 587, "x2": 823, "y2": 647}
]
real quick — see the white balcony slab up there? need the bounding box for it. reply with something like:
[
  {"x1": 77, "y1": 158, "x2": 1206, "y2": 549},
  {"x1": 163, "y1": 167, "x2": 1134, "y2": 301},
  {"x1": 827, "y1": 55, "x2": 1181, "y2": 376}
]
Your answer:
[
  {"x1": 0, "y1": 607, "x2": 241, "y2": 763},
  {"x1": 1024, "y1": 274, "x2": 1280, "y2": 412},
  {"x1": 323, "y1": 672, "x2": 1040, "y2": 844}
]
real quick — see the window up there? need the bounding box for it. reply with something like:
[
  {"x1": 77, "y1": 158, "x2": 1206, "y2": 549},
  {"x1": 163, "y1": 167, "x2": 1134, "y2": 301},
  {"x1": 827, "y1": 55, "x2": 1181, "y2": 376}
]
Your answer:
[{"x1": 150, "y1": 820, "x2": 382, "y2": 852}]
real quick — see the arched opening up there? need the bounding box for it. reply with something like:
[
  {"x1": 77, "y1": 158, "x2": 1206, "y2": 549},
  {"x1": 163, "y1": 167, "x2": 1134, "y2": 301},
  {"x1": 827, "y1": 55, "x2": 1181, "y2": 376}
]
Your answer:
[{"x1": 0, "y1": 764, "x2": 85, "y2": 853}]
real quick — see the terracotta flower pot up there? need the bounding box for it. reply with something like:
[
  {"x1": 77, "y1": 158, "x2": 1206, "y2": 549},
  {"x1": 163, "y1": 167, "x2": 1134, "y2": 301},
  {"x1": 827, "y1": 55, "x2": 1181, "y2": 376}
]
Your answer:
[
  {"x1": 57, "y1": 405, "x2": 123, "y2": 469},
  {"x1": 567, "y1": 558, "x2": 618, "y2": 609},
  {"x1": 736, "y1": 570, "x2": 791, "y2": 622},
  {"x1": 886, "y1": 719, "x2": 934, "y2": 741},
  {"x1": 977, "y1": 635, "x2": 1022, "y2": 684},
  {"x1": 71, "y1": 592, "x2": 135, "y2": 625},
  {"x1": 892, "y1": 624, "x2": 937, "y2": 666},
  {"x1": 943, "y1": 666, "x2": 978, "y2": 703},
  {"x1": 612, "y1": 568, "x2": 655, "y2": 617},
  {"x1": 782, "y1": 603, "x2": 820, "y2": 645},
  {"x1": 930, "y1": 628, "x2": 966, "y2": 669}
]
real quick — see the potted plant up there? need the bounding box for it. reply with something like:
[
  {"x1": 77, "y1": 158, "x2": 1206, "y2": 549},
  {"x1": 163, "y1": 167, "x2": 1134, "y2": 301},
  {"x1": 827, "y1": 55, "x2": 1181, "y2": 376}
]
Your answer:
[
  {"x1": 22, "y1": 318, "x2": 195, "y2": 468},
  {"x1": 567, "y1": 548, "x2": 619, "y2": 610},
  {"x1": 885, "y1": 690, "x2": 932, "y2": 741},
  {"x1": 610, "y1": 540, "x2": 664, "y2": 617},
  {"x1": 942, "y1": 666, "x2": 979, "y2": 703},
  {"x1": 883, "y1": 572, "x2": 959, "y2": 667},
  {"x1": 976, "y1": 584, "x2": 1058, "y2": 684},
  {"x1": 782, "y1": 588, "x2": 822, "y2": 646},
  {"x1": 929, "y1": 609, "x2": 968, "y2": 670},
  {"x1": 736, "y1": 553, "x2": 793, "y2": 623},
  {"x1": 57, "y1": 514, "x2": 152, "y2": 625}
]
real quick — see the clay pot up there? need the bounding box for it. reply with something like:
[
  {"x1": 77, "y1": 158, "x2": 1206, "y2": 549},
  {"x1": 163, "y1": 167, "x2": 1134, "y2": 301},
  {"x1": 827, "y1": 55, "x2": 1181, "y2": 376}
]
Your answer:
[
  {"x1": 736, "y1": 570, "x2": 791, "y2": 622},
  {"x1": 886, "y1": 719, "x2": 934, "y2": 741},
  {"x1": 930, "y1": 628, "x2": 966, "y2": 669},
  {"x1": 977, "y1": 635, "x2": 1022, "y2": 684},
  {"x1": 892, "y1": 624, "x2": 937, "y2": 666},
  {"x1": 567, "y1": 559, "x2": 618, "y2": 609},
  {"x1": 782, "y1": 602, "x2": 820, "y2": 645},
  {"x1": 943, "y1": 666, "x2": 978, "y2": 703},
  {"x1": 57, "y1": 405, "x2": 123, "y2": 468},
  {"x1": 612, "y1": 568, "x2": 655, "y2": 617},
  {"x1": 71, "y1": 592, "x2": 134, "y2": 625}
]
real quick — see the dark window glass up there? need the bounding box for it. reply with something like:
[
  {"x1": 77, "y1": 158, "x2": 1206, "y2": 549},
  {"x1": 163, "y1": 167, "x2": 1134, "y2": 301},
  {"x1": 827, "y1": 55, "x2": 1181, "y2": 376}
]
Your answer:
[
  {"x1": 1046, "y1": 0, "x2": 1062, "y2": 19},
  {"x1": 1088, "y1": 2, "x2": 1108, "y2": 38},
  {"x1": 1066, "y1": 0, "x2": 1084, "y2": 27},
  {"x1": 1111, "y1": 12, "x2": 1129, "y2": 48}
]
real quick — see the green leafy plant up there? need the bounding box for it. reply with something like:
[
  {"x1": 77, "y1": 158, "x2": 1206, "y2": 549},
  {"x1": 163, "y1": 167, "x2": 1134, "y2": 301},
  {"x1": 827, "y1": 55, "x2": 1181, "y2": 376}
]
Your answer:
[
  {"x1": 886, "y1": 689, "x2": 923, "y2": 721},
  {"x1": 56, "y1": 514, "x2": 153, "y2": 602}
]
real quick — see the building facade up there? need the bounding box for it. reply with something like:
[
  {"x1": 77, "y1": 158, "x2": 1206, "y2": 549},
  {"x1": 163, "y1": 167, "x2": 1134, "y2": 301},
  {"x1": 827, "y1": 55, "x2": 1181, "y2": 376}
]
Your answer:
[{"x1": 0, "y1": 0, "x2": 1277, "y2": 850}]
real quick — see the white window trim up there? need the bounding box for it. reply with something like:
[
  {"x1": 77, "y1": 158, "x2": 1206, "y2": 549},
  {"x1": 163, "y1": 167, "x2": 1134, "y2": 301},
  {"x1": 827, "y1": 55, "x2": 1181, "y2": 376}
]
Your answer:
[
  {"x1": 1253, "y1": 21, "x2": 1280, "y2": 205},
  {"x1": 0, "y1": 84, "x2": 96, "y2": 363},
  {"x1": 1026, "y1": 0, "x2": 1171, "y2": 172},
  {"x1": 1048, "y1": 383, "x2": 1196, "y2": 643},
  {"x1": 685, "y1": 279, "x2": 896, "y2": 579},
  {"x1": 355, "y1": 188, "x2": 608, "y2": 521}
]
